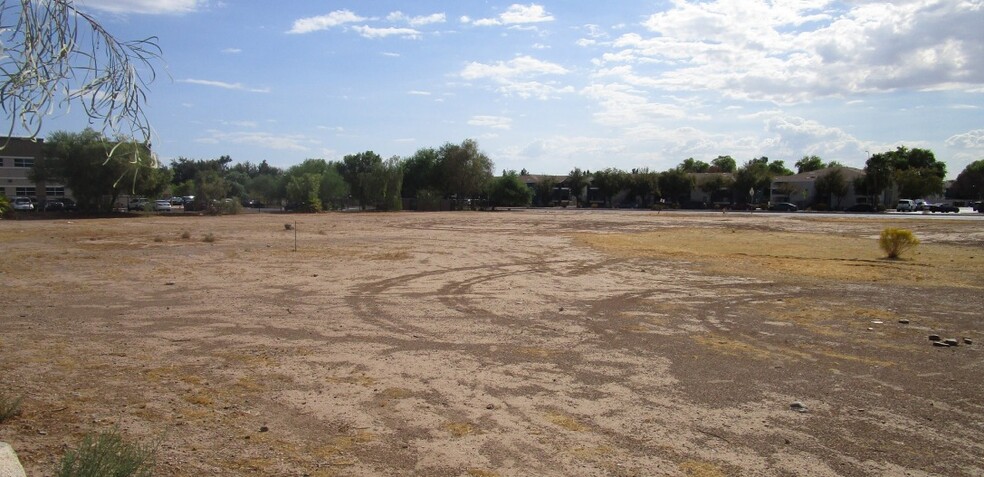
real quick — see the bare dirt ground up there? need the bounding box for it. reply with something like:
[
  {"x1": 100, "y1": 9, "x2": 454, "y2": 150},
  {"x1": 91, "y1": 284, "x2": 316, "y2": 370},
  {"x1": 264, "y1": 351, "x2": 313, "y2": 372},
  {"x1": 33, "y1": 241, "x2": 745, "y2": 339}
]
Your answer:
[{"x1": 1, "y1": 210, "x2": 982, "y2": 476}]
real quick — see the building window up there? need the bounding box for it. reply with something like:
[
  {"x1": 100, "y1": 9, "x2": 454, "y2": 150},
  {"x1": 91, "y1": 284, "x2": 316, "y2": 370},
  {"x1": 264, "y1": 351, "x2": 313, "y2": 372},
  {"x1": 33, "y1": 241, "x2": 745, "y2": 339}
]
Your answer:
[
  {"x1": 15, "y1": 187, "x2": 36, "y2": 196},
  {"x1": 46, "y1": 187, "x2": 66, "y2": 197},
  {"x1": 14, "y1": 158, "x2": 34, "y2": 167}
]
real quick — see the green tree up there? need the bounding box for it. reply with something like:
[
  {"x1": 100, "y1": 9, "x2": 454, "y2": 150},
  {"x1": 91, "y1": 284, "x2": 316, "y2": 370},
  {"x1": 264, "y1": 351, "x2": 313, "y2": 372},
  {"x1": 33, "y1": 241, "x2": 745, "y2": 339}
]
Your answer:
[
  {"x1": 361, "y1": 157, "x2": 403, "y2": 211},
  {"x1": 194, "y1": 170, "x2": 229, "y2": 212},
  {"x1": 628, "y1": 168, "x2": 660, "y2": 207},
  {"x1": 533, "y1": 176, "x2": 557, "y2": 206},
  {"x1": 678, "y1": 158, "x2": 710, "y2": 173},
  {"x1": 437, "y1": 139, "x2": 494, "y2": 208},
  {"x1": 488, "y1": 172, "x2": 533, "y2": 209},
  {"x1": 795, "y1": 155, "x2": 825, "y2": 173},
  {"x1": 40, "y1": 129, "x2": 167, "y2": 212},
  {"x1": 710, "y1": 155, "x2": 737, "y2": 173},
  {"x1": 285, "y1": 173, "x2": 322, "y2": 212},
  {"x1": 2, "y1": 0, "x2": 161, "y2": 151},
  {"x1": 658, "y1": 168, "x2": 694, "y2": 204},
  {"x1": 566, "y1": 168, "x2": 590, "y2": 207},
  {"x1": 732, "y1": 158, "x2": 773, "y2": 204},
  {"x1": 814, "y1": 168, "x2": 850, "y2": 208},
  {"x1": 401, "y1": 148, "x2": 440, "y2": 199},
  {"x1": 338, "y1": 151, "x2": 383, "y2": 209},
  {"x1": 768, "y1": 160, "x2": 794, "y2": 176},
  {"x1": 590, "y1": 168, "x2": 627, "y2": 207},
  {"x1": 951, "y1": 159, "x2": 984, "y2": 200},
  {"x1": 318, "y1": 165, "x2": 349, "y2": 210},
  {"x1": 864, "y1": 146, "x2": 946, "y2": 203}
]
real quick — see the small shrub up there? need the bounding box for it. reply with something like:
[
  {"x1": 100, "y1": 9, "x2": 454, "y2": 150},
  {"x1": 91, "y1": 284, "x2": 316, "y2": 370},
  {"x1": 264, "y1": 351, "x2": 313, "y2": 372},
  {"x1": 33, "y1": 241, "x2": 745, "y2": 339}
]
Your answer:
[
  {"x1": 180, "y1": 231, "x2": 191, "y2": 239},
  {"x1": 58, "y1": 428, "x2": 157, "y2": 477},
  {"x1": 202, "y1": 232, "x2": 216, "y2": 243},
  {"x1": 153, "y1": 236, "x2": 164, "y2": 243},
  {"x1": 0, "y1": 392, "x2": 23, "y2": 422},
  {"x1": 879, "y1": 228, "x2": 919, "y2": 259}
]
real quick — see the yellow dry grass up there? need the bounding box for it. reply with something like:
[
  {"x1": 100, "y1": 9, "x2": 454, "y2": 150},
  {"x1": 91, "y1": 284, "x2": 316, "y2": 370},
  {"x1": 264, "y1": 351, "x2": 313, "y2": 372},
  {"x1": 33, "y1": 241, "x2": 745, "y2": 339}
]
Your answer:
[
  {"x1": 575, "y1": 228, "x2": 983, "y2": 288},
  {"x1": 680, "y1": 459, "x2": 727, "y2": 477}
]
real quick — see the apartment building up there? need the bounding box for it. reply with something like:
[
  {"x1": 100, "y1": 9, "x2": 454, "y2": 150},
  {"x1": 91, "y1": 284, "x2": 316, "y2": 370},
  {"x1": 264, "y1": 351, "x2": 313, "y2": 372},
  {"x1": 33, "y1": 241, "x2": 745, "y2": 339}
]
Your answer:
[{"x1": 0, "y1": 137, "x2": 68, "y2": 200}]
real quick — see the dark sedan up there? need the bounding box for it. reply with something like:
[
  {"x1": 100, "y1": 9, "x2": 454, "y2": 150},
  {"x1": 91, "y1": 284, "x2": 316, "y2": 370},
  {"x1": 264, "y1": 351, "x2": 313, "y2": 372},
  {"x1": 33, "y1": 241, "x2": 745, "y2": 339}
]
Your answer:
[
  {"x1": 769, "y1": 202, "x2": 798, "y2": 212},
  {"x1": 928, "y1": 203, "x2": 959, "y2": 213}
]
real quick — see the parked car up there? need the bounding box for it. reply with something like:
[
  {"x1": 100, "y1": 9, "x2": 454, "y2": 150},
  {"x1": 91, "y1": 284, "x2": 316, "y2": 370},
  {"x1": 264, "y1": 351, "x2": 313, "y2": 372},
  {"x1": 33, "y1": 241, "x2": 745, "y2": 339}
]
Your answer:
[
  {"x1": 58, "y1": 197, "x2": 78, "y2": 211},
  {"x1": 242, "y1": 199, "x2": 265, "y2": 208},
  {"x1": 928, "y1": 203, "x2": 959, "y2": 213},
  {"x1": 12, "y1": 196, "x2": 34, "y2": 211},
  {"x1": 896, "y1": 199, "x2": 916, "y2": 212},
  {"x1": 769, "y1": 202, "x2": 798, "y2": 212},
  {"x1": 39, "y1": 199, "x2": 65, "y2": 211},
  {"x1": 128, "y1": 197, "x2": 150, "y2": 211},
  {"x1": 169, "y1": 196, "x2": 185, "y2": 206},
  {"x1": 153, "y1": 199, "x2": 172, "y2": 211},
  {"x1": 844, "y1": 203, "x2": 876, "y2": 213}
]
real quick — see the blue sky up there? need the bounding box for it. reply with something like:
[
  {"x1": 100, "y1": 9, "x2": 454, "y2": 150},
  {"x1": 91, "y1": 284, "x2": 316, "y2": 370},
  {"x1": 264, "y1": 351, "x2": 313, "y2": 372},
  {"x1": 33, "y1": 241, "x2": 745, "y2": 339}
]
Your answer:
[{"x1": 42, "y1": 1, "x2": 984, "y2": 178}]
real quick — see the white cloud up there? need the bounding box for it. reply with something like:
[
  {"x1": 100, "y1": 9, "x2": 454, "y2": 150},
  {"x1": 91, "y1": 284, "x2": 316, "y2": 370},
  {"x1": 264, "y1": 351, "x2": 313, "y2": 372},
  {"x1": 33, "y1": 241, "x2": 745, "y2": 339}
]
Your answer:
[
  {"x1": 472, "y1": 3, "x2": 554, "y2": 27},
  {"x1": 79, "y1": 0, "x2": 200, "y2": 14},
  {"x1": 469, "y1": 115, "x2": 513, "y2": 130},
  {"x1": 387, "y1": 11, "x2": 446, "y2": 27},
  {"x1": 462, "y1": 55, "x2": 569, "y2": 80},
  {"x1": 593, "y1": 1, "x2": 984, "y2": 103},
  {"x1": 179, "y1": 79, "x2": 270, "y2": 93},
  {"x1": 408, "y1": 90, "x2": 432, "y2": 96},
  {"x1": 461, "y1": 55, "x2": 572, "y2": 99},
  {"x1": 288, "y1": 10, "x2": 366, "y2": 34},
  {"x1": 500, "y1": 4, "x2": 554, "y2": 24},
  {"x1": 221, "y1": 48, "x2": 241, "y2": 54},
  {"x1": 352, "y1": 25, "x2": 420, "y2": 39},
  {"x1": 946, "y1": 129, "x2": 984, "y2": 149},
  {"x1": 196, "y1": 131, "x2": 314, "y2": 152}
]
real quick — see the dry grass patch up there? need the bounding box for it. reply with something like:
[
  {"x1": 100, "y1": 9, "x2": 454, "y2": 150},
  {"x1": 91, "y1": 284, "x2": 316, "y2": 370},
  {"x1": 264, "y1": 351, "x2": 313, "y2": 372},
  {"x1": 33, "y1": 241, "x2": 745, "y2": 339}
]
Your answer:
[
  {"x1": 443, "y1": 421, "x2": 478, "y2": 438},
  {"x1": 575, "y1": 228, "x2": 983, "y2": 288},
  {"x1": 680, "y1": 459, "x2": 727, "y2": 477},
  {"x1": 545, "y1": 411, "x2": 587, "y2": 432}
]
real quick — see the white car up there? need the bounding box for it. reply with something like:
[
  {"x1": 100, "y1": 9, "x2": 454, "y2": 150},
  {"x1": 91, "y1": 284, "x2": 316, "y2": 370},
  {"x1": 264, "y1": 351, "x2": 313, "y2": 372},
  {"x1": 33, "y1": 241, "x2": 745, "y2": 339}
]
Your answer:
[
  {"x1": 153, "y1": 199, "x2": 172, "y2": 211},
  {"x1": 12, "y1": 196, "x2": 34, "y2": 211}
]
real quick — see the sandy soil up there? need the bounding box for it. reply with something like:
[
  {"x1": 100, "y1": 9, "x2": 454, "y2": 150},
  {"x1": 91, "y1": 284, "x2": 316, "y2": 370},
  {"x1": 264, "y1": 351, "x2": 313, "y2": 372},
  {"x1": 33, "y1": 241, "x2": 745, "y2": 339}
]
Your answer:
[{"x1": 1, "y1": 210, "x2": 982, "y2": 476}]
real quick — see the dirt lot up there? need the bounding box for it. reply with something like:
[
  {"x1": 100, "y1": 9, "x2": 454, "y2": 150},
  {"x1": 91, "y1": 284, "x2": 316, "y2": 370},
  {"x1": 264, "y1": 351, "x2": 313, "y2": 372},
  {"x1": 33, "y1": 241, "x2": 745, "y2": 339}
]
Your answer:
[{"x1": 1, "y1": 210, "x2": 982, "y2": 476}]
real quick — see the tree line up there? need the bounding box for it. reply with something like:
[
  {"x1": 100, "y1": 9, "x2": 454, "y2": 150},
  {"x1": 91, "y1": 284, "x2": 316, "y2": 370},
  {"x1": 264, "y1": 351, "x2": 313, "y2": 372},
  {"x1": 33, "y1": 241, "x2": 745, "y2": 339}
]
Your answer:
[{"x1": 28, "y1": 128, "x2": 979, "y2": 213}]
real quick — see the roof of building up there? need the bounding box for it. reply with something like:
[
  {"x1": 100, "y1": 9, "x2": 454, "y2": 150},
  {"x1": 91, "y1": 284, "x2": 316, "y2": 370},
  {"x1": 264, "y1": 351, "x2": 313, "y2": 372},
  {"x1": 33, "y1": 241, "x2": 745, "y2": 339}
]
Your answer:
[{"x1": 772, "y1": 166, "x2": 865, "y2": 184}]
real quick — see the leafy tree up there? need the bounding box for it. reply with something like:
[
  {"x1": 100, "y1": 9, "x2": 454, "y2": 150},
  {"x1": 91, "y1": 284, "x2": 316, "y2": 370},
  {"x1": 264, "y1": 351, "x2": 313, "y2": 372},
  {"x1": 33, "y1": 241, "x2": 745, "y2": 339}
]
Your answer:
[
  {"x1": 401, "y1": 148, "x2": 440, "y2": 199},
  {"x1": 894, "y1": 168, "x2": 944, "y2": 199},
  {"x1": 768, "y1": 160, "x2": 794, "y2": 176},
  {"x1": 658, "y1": 168, "x2": 694, "y2": 204},
  {"x1": 246, "y1": 174, "x2": 281, "y2": 205},
  {"x1": 732, "y1": 158, "x2": 773, "y2": 203},
  {"x1": 0, "y1": 193, "x2": 11, "y2": 217},
  {"x1": 193, "y1": 170, "x2": 229, "y2": 211},
  {"x1": 864, "y1": 146, "x2": 946, "y2": 202},
  {"x1": 40, "y1": 129, "x2": 168, "y2": 212},
  {"x1": 437, "y1": 139, "x2": 493, "y2": 208},
  {"x1": 590, "y1": 168, "x2": 627, "y2": 207},
  {"x1": 698, "y1": 174, "x2": 733, "y2": 203},
  {"x1": 795, "y1": 155, "x2": 825, "y2": 173},
  {"x1": 710, "y1": 155, "x2": 737, "y2": 173},
  {"x1": 488, "y1": 172, "x2": 533, "y2": 209},
  {"x1": 628, "y1": 168, "x2": 660, "y2": 207},
  {"x1": 318, "y1": 165, "x2": 349, "y2": 210},
  {"x1": 814, "y1": 168, "x2": 850, "y2": 208},
  {"x1": 566, "y1": 168, "x2": 590, "y2": 207},
  {"x1": 533, "y1": 176, "x2": 557, "y2": 206},
  {"x1": 678, "y1": 158, "x2": 710, "y2": 173},
  {"x1": 361, "y1": 156, "x2": 403, "y2": 211},
  {"x1": 337, "y1": 151, "x2": 383, "y2": 209},
  {"x1": 951, "y1": 159, "x2": 984, "y2": 200},
  {"x1": 2, "y1": 0, "x2": 161, "y2": 151},
  {"x1": 285, "y1": 173, "x2": 322, "y2": 212}
]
